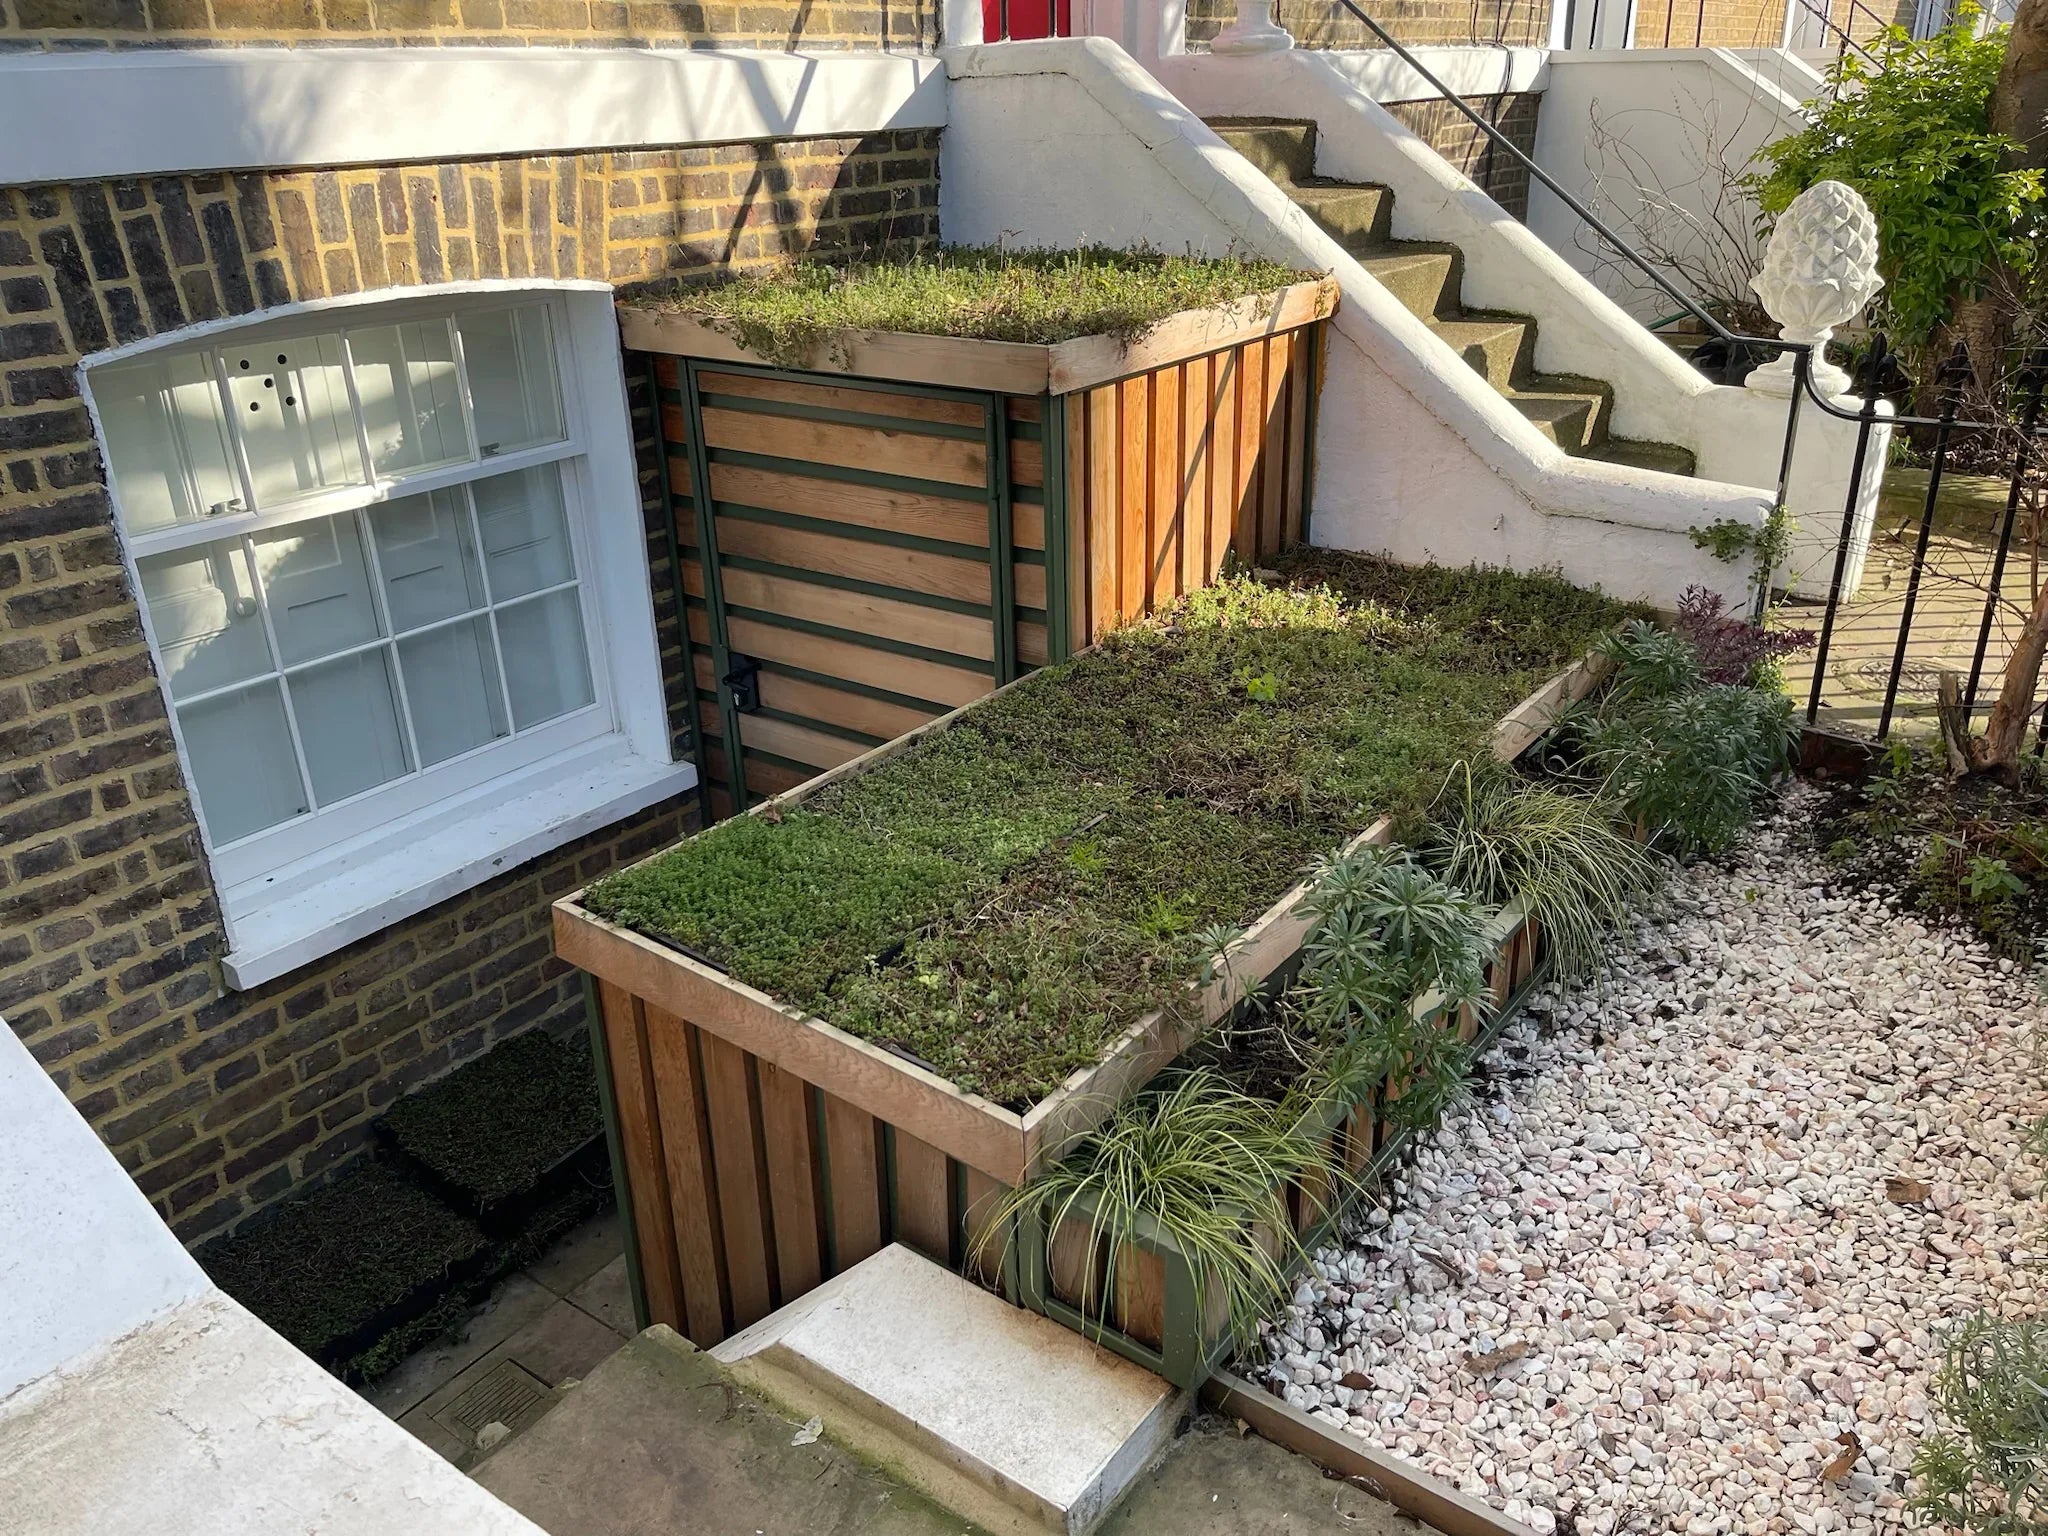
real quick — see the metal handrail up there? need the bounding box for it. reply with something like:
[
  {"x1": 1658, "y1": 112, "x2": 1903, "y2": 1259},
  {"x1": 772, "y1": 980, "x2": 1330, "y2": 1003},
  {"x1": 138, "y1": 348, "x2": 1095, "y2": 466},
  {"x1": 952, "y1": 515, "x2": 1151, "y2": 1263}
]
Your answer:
[{"x1": 1328, "y1": 0, "x2": 1802, "y2": 360}]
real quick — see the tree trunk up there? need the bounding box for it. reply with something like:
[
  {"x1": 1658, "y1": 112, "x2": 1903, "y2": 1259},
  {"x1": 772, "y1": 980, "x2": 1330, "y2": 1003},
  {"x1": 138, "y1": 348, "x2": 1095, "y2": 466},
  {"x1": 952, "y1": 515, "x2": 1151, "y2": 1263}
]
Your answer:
[
  {"x1": 1955, "y1": 0, "x2": 2048, "y2": 774},
  {"x1": 1974, "y1": 579, "x2": 2048, "y2": 778}
]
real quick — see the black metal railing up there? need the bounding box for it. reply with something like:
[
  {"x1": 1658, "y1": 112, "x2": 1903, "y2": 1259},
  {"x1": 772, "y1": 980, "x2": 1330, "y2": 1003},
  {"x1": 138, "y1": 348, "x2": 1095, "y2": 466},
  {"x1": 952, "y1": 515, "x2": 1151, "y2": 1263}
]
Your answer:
[
  {"x1": 1795, "y1": 344, "x2": 2048, "y2": 741},
  {"x1": 1788, "y1": 0, "x2": 1893, "y2": 74}
]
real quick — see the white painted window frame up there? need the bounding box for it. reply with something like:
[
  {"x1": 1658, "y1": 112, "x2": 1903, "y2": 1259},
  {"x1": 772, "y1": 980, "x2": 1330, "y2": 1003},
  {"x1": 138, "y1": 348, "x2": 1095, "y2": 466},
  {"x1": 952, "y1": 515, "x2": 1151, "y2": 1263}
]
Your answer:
[{"x1": 83, "y1": 280, "x2": 693, "y2": 992}]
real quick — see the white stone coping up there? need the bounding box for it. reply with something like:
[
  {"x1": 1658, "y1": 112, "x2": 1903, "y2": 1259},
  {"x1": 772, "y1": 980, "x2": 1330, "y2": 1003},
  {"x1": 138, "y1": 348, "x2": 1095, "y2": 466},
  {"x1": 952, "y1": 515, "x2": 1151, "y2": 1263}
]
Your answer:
[{"x1": 0, "y1": 46, "x2": 947, "y2": 185}]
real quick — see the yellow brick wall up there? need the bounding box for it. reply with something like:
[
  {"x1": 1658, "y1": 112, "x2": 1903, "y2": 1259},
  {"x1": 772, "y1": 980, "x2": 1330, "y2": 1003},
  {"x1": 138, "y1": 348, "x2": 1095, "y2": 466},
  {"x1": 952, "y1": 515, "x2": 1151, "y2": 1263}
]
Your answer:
[
  {"x1": 0, "y1": 0, "x2": 936, "y2": 50},
  {"x1": 1626, "y1": 0, "x2": 1911, "y2": 47},
  {"x1": 0, "y1": 131, "x2": 941, "y2": 1245},
  {"x1": 1186, "y1": 0, "x2": 1553, "y2": 48}
]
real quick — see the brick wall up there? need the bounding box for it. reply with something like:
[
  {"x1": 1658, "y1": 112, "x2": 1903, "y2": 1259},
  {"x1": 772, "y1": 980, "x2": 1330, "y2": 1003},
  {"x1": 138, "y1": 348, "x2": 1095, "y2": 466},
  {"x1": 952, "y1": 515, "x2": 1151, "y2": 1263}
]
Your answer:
[
  {"x1": 0, "y1": 130, "x2": 941, "y2": 1245},
  {"x1": 1185, "y1": 0, "x2": 1552, "y2": 49},
  {"x1": 1626, "y1": 0, "x2": 1909, "y2": 47},
  {"x1": 0, "y1": 0, "x2": 937, "y2": 51},
  {"x1": 1385, "y1": 91, "x2": 1542, "y2": 218}
]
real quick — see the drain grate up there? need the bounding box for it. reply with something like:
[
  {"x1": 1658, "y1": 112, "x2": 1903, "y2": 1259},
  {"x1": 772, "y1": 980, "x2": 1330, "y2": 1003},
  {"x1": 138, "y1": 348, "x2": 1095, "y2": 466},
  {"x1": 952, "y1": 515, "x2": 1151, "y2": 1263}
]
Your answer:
[{"x1": 432, "y1": 1359, "x2": 553, "y2": 1445}]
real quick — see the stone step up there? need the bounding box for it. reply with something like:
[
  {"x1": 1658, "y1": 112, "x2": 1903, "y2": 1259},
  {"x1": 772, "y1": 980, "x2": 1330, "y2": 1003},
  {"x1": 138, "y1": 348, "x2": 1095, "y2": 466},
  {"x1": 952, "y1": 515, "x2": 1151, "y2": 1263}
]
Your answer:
[
  {"x1": 1587, "y1": 437, "x2": 1700, "y2": 476},
  {"x1": 1506, "y1": 377, "x2": 1613, "y2": 453},
  {"x1": 1431, "y1": 314, "x2": 1535, "y2": 391},
  {"x1": 1206, "y1": 116, "x2": 1318, "y2": 183},
  {"x1": 1287, "y1": 180, "x2": 1393, "y2": 247},
  {"x1": 711, "y1": 1244, "x2": 1185, "y2": 1536},
  {"x1": 1353, "y1": 241, "x2": 1464, "y2": 320}
]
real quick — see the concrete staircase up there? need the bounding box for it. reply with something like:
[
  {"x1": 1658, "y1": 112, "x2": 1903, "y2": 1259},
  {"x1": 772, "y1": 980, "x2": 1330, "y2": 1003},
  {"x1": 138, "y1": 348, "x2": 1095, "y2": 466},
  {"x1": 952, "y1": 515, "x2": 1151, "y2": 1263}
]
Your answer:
[{"x1": 1210, "y1": 117, "x2": 1698, "y2": 479}]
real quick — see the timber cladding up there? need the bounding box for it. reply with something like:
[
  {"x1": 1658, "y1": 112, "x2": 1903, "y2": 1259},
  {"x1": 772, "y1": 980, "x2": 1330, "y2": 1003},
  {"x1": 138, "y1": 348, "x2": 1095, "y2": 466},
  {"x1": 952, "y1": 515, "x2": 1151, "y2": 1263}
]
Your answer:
[
  {"x1": 0, "y1": 130, "x2": 940, "y2": 1246},
  {"x1": 634, "y1": 279, "x2": 1332, "y2": 817}
]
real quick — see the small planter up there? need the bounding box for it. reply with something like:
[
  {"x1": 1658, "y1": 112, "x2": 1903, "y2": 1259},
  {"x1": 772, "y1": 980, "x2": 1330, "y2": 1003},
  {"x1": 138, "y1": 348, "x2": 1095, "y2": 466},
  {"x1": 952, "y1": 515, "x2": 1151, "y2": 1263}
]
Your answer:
[
  {"x1": 620, "y1": 279, "x2": 1339, "y2": 817},
  {"x1": 1015, "y1": 901, "x2": 1550, "y2": 1390}
]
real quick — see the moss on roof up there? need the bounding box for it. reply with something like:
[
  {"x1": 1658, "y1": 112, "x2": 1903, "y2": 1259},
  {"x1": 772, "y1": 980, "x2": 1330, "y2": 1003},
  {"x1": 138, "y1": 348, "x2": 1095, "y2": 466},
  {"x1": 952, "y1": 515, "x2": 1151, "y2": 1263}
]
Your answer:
[
  {"x1": 582, "y1": 553, "x2": 1636, "y2": 1108},
  {"x1": 627, "y1": 245, "x2": 1313, "y2": 362}
]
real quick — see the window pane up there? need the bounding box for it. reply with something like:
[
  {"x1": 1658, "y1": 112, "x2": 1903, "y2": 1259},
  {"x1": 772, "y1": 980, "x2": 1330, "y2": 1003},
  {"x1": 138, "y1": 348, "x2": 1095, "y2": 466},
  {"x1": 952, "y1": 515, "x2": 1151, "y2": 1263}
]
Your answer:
[
  {"x1": 497, "y1": 589, "x2": 594, "y2": 730},
  {"x1": 289, "y1": 649, "x2": 413, "y2": 805},
  {"x1": 371, "y1": 490, "x2": 486, "y2": 632},
  {"x1": 137, "y1": 542, "x2": 272, "y2": 702},
  {"x1": 474, "y1": 468, "x2": 575, "y2": 601},
  {"x1": 98, "y1": 351, "x2": 239, "y2": 534},
  {"x1": 399, "y1": 617, "x2": 509, "y2": 767},
  {"x1": 351, "y1": 320, "x2": 469, "y2": 478},
  {"x1": 179, "y1": 682, "x2": 306, "y2": 843},
  {"x1": 253, "y1": 513, "x2": 384, "y2": 667},
  {"x1": 460, "y1": 306, "x2": 565, "y2": 457},
  {"x1": 222, "y1": 331, "x2": 365, "y2": 508}
]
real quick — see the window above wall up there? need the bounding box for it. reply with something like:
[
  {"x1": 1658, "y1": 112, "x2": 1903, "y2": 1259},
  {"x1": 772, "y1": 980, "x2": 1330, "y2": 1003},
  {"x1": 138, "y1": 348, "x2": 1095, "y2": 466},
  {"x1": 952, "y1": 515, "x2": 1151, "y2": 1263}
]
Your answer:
[{"x1": 88, "y1": 286, "x2": 692, "y2": 992}]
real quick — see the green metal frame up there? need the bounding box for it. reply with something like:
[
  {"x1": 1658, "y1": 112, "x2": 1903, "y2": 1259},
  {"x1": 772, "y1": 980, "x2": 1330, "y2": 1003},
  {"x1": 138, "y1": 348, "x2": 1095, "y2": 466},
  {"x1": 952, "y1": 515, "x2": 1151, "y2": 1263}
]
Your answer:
[
  {"x1": 1040, "y1": 391, "x2": 1074, "y2": 663},
  {"x1": 984, "y1": 395, "x2": 1018, "y2": 685},
  {"x1": 645, "y1": 356, "x2": 713, "y2": 828},
  {"x1": 582, "y1": 974, "x2": 652, "y2": 1335},
  {"x1": 1012, "y1": 904, "x2": 1550, "y2": 1391}
]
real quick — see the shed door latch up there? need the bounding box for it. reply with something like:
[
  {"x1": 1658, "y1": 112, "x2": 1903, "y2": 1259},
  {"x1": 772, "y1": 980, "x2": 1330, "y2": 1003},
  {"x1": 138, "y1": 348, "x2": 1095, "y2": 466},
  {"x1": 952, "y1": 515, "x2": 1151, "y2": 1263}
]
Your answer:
[{"x1": 724, "y1": 654, "x2": 761, "y2": 714}]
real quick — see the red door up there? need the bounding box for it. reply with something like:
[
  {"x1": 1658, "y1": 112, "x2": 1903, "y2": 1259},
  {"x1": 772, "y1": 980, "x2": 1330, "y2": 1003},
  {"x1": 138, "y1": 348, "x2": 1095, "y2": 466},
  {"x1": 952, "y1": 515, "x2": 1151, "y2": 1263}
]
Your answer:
[{"x1": 982, "y1": 0, "x2": 1071, "y2": 38}]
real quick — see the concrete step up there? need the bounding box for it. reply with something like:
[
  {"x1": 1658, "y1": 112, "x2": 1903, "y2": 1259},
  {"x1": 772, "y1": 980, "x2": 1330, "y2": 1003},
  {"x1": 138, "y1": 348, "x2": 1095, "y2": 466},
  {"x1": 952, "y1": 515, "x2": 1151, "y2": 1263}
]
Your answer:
[
  {"x1": 474, "y1": 1325, "x2": 978, "y2": 1535},
  {"x1": 711, "y1": 1245, "x2": 1184, "y2": 1536},
  {"x1": 1287, "y1": 179, "x2": 1393, "y2": 247},
  {"x1": 1505, "y1": 375, "x2": 1615, "y2": 453},
  {"x1": 1206, "y1": 116, "x2": 1317, "y2": 183},
  {"x1": 1353, "y1": 241, "x2": 1464, "y2": 320},
  {"x1": 1431, "y1": 314, "x2": 1535, "y2": 391},
  {"x1": 1587, "y1": 437, "x2": 1700, "y2": 476}
]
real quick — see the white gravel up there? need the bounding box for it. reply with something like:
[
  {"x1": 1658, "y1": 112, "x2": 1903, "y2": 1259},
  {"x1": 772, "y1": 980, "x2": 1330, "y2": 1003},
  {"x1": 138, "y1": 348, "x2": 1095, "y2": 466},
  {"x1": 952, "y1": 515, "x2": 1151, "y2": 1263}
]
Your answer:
[{"x1": 1254, "y1": 785, "x2": 2047, "y2": 1535}]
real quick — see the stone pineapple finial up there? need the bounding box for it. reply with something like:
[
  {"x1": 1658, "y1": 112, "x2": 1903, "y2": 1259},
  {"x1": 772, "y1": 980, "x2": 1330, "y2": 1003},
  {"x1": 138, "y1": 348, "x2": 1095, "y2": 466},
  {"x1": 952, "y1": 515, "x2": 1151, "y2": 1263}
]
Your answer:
[
  {"x1": 1746, "y1": 179, "x2": 1884, "y2": 399},
  {"x1": 1211, "y1": 0, "x2": 1295, "y2": 53}
]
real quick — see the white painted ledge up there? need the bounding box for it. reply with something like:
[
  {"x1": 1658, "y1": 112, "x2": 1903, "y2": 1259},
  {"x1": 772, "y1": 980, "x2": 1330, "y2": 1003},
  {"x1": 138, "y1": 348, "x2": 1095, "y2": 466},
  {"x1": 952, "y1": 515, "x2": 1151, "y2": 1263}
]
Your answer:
[
  {"x1": 221, "y1": 742, "x2": 696, "y2": 992},
  {"x1": 0, "y1": 1025, "x2": 548, "y2": 1536},
  {"x1": 0, "y1": 47, "x2": 946, "y2": 184}
]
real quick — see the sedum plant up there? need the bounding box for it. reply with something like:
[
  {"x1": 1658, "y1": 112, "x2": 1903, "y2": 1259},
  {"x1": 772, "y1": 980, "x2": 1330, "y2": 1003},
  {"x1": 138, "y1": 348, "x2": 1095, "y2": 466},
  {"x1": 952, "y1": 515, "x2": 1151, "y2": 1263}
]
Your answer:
[{"x1": 1423, "y1": 760, "x2": 1662, "y2": 982}]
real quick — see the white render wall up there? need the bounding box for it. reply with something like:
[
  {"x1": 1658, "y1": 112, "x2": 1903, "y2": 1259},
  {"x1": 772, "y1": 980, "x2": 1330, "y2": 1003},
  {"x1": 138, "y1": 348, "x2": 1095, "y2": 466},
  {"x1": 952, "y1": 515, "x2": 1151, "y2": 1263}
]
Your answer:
[
  {"x1": 1526, "y1": 48, "x2": 1812, "y2": 324},
  {"x1": 953, "y1": 39, "x2": 1776, "y2": 605},
  {"x1": 0, "y1": 1022, "x2": 549, "y2": 1536}
]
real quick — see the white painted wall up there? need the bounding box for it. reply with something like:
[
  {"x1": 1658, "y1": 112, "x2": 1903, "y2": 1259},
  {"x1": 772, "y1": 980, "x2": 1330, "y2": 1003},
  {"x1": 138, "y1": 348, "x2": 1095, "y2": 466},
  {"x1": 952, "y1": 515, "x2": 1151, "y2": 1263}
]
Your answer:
[
  {"x1": 0, "y1": 48, "x2": 945, "y2": 184},
  {"x1": 0, "y1": 1021, "x2": 549, "y2": 1535},
  {"x1": 945, "y1": 39, "x2": 1776, "y2": 606},
  {"x1": 1526, "y1": 48, "x2": 1811, "y2": 323}
]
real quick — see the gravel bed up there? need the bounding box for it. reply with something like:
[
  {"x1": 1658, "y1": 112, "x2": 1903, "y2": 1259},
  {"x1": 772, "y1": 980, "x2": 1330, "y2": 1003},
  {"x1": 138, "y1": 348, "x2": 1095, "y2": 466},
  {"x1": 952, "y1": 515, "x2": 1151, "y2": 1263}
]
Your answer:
[{"x1": 1252, "y1": 786, "x2": 2046, "y2": 1535}]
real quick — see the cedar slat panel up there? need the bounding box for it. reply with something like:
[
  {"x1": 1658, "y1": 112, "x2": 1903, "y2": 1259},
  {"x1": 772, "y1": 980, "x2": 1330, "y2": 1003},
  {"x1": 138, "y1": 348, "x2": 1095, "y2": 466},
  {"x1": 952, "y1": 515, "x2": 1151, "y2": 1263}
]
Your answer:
[
  {"x1": 1006, "y1": 396, "x2": 1043, "y2": 423},
  {"x1": 686, "y1": 563, "x2": 995, "y2": 665},
  {"x1": 1009, "y1": 437, "x2": 1045, "y2": 489},
  {"x1": 1014, "y1": 561, "x2": 1047, "y2": 612},
  {"x1": 962, "y1": 1166, "x2": 1009, "y2": 1290},
  {"x1": 738, "y1": 714, "x2": 869, "y2": 772},
  {"x1": 1181, "y1": 354, "x2": 1210, "y2": 598},
  {"x1": 713, "y1": 518, "x2": 992, "y2": 606},
  {"x1": 748, "y1": 670, "x2": 936, "y2": 742},
  {"x1": 1118, "y1": 375, "x2": 1150, "y2": 625},
  {"x1": 709, "y1": 462, "x2": 988, "y2": 548},
  {"x1": 699, "y1": 406, "x2": 988, "y2": 488},
  {"x1": 893, "y1": 1130, "x2": 953, "y2": 1264},
  {"x1": 1012, "y1": 502, "x2": 1046, "y2": 553},
  {"x1": 1112, "y1": 1245, "x2": 1168, "y2": 1351},
  {"x1": 1283, "y1": 330, "x2": 1311, "y2": 547},
  {"x1": 757, "y1": 1061, "x2": 825, "y2": 1302},
  {"x1": 822, "y1": 1091, "x2": 886, "y2": 1272},
  {"x1": 1258, "y1": 337, "x2": 1290, "y2": 560},
  {"x1": 723, "y1": 615, "x2": 993, "y2": 710},
  {"x1": 1086, "y1": 386, "x2": 1118, "y2": 642},
  {"x1": 1064, "y1": 394, "x2": 1089, "y2": 657},
  {"x1": 642, "y1": 1005, "x2": 731, "y2": 1345},
  {"x1": 1148, "y1": 362, "x2": 1182, "y2": 614},
  {"x1": 697, "y1": 1032, "x2": 778, "y2": 1328},
  {"x1": 654, "y1": 355, "x2": 683, "y2": 392},
  {"x1": 739, "y1": 755, "x2": 814, "y2": 799},
  {"x1": 698, "y1": 370, "x2": 986, "y2": 429},
  {"x1": 1018, "y1": 621, "x2": 1049, "y2": 669},
  {"x1": 1233, "y1": 339, "x2": 1266, "y2": 562},
  {"x1": 1207, "y1": 347, "x2": 1240, "y2": 580},
  {"x1": 659, "y1": 401, "x2": 691, "y2": 448},
  {"x1": 595, "y1": 983, "x2": 685, "y2": 1332}
]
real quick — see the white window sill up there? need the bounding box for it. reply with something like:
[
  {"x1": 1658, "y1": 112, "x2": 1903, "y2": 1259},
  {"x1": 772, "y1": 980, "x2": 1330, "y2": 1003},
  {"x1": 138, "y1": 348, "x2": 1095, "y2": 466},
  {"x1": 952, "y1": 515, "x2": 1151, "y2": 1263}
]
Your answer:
[{"x1": 219, "y1": 740, "x2": 696, "y2": 992}]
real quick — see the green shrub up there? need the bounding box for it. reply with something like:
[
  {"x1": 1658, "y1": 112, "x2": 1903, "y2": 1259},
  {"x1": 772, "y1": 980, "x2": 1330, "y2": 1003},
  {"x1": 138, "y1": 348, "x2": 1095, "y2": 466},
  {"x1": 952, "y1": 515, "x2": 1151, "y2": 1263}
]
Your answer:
[
  {"x1": 1423, "y1": 761, "x2": 1662, "y2": 981},
  {"x1": 1578, "y1": 684, "x2": 1795, "y2": 856},
  {"x1": 1910, "y1": 1312, "x2": 2048, "y2": 1533},
  {"x1": 1749, "y1": 10, "x2": 2043, "y2": 354}
]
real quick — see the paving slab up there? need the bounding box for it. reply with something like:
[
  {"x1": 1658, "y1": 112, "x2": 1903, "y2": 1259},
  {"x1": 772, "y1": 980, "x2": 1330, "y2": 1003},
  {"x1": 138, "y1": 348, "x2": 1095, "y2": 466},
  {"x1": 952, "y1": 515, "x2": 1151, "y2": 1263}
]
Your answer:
[
  {"x1": 1102, "y1": 1418, "x2": 1419, "y2": 1535},
  {"x1": 475, "y1": 1325, "x2": 981, "y2": 1536},
  {"x1": 712, "y1": 1245, "x2": 1182, "y2": 1536},
  {"x1": 565, "y1": 1255, "x2": 633, "y2": 1335}
]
